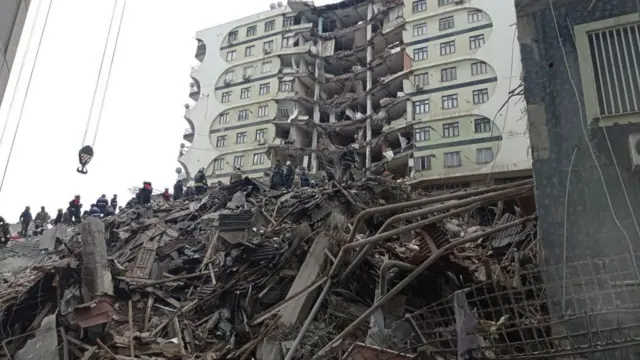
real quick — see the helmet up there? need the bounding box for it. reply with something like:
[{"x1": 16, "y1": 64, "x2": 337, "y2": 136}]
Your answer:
[{"x1": 199, "y1": 167, "x2": 205, "y2": 172}]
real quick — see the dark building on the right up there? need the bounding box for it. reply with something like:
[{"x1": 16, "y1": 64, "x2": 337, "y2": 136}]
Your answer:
[{"x1": 516, "y1": 0, "x2": 640, "y2": 357}]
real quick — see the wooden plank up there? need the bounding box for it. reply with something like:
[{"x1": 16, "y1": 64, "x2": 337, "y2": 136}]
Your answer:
[{"x1": 128, "y1": 226, "x2": 164, "y2": 279}]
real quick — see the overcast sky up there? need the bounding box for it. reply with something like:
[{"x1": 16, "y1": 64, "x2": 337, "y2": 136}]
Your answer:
[{"x1": 0, "y1": 0, "x2": 338, "y2": 218}]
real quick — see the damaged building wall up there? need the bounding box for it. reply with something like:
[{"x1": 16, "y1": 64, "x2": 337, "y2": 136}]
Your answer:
[{"x1": 400, "y1": 0, "x2": 531, "y2": 186}]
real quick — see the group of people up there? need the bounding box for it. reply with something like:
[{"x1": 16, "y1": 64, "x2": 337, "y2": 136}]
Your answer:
[{"x1": 270, "y1": 160, "x2": 310, "y2": 190}]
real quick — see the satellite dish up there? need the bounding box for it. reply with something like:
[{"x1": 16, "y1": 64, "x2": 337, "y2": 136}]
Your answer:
[
  {"x1": 184, "y1": 103, "x2": 190, "y2": 109},
  {"x1": 175, "y1": 167, "x2": 183, "y2": 174},
  {"x1": 190, "y1": 82, "x2": 195, "y2": 87},
  {"x1": 277, "y1": 1, "x2": 283, "y2": 6},
  {"x1": 270, "y1": 3, "x2": 276, "y2": 9}
]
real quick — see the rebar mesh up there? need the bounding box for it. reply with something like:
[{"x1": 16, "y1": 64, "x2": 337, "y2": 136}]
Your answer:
[{"x1": 402, "y1": 253, "x2": 640, "y2": 359}]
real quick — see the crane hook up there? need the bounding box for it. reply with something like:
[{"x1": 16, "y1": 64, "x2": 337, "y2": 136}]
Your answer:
[{"x1": 77, "y1": 145, "x2": 94, "y2": 174}]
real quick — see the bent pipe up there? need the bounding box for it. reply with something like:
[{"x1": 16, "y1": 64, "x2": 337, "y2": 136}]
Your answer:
[
  {"x1": 314, "y1": 215, "x2": 537, "y2": 358},
  {"x1": 284, "y1": 186, "x2": 533, "y2": 360},
  {"x1": 377, "y1": 260, "x2": 417, "y2": 331},
  {"x1": 332, "y1": 184, "x2": 533, "y2": 279},
  {"x1": 340, "y1": 180, "x2": 533, "y2": 279}
]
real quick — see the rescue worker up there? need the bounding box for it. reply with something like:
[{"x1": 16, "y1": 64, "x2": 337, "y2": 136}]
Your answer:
[
  {"x1": 68, "y1": 195, "x2": 82, "y2": 224},
  {"x1": 54, "y1": 209, "x2": 64, "y2": 225},
  {"x1": 284, "y1": 161, "x2": 295, "y2": 189},
  {"x1": 340, "y1": 149, "x2": 356, "y2": 182},
  {"x1": 270, "y1": 161, "x2": 285, "y2": 190},
  {"x1": 34, "y1": 206, "x2": 50, "y2": 234},
  {"x1": 0, "y1": 215, "x2": 9, "y2": 245},
  {"x1": 300, "y1": 170, "x2": 310, "y2": 188},
  {"x1": 110, "y1": 194, "x2": 118, "y2": 211},
  {"x1": 162, "y1": 188, "x2": 171, "y2": 201},
  {"x1": 138, "y1": 181, "x2": 153, "y2": 205},
  {"x1": 19, "y1": 206, "x2": 32, "y2": 238},
  {"x1": 184, "y1": 186, "x2": 195, "y2": 198},
  {"x1": 90, "y1": 204, "x2": 101, "y2": 217},
  {"x1": 325, "y1": 167, "x2": 336, "y2": 183},
  {"x1": 229, "y1": 167, "x2": 243, "y2": 184},
  {"x1": 173, "y1": 179, "x2": 184, "y2": 200},
  {"x1": 96, "y1": 194, "x2": 109, "y2": 214},
  {"x1": 194, "y1": 168, "x2": 208, "y2": 195}
]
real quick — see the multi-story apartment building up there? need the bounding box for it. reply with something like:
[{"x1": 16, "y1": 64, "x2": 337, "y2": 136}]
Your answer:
[
  {"x1": 179, "y1": 0, "x2": 531, "y2": 187},
  {"x1": 0, "y1": 0, "x2": 31, "y2": 107}
]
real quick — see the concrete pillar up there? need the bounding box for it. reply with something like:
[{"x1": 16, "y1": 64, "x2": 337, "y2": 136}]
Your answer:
[
  {"x1": 365, "y1": 2, "x2": 374, "y2": 169},
  {"x1": 311, "y1": 17, "x2": 324, "y2": 173}
]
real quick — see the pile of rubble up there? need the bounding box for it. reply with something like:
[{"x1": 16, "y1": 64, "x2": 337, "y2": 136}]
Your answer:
[{"x1": 0, "y1": 176, "x2": 542, "y2": 359}]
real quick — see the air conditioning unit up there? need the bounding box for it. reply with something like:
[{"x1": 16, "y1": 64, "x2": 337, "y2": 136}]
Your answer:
[
  {"x1": 184, "y1": 103, "x2": 191, "y2": 109},
  {"x1": 415, "y1": 83, "x2": 423, "y2": 90},
  {"x1": 258, "y1": 139, "x2": 267, "y2": 145},
  {"x1": 629, "y1": 133, "x2": 640, "y2": 172},
  {"x1": 264, "y1": 48, "x2": 272, "y2": 54},
  {"x1": 223, "y1": 79, "x2": 232, "y2": 85}
]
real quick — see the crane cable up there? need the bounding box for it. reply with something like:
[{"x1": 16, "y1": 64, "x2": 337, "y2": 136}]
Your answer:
[
  {"x1": 0, "y1": 0, "x2": 46, "y2": 149},
  {"x1": 77, "y1": 0, "x2": 126, "y2": 174},
  {"x1": 0, "y1": 0, "x2": 54, "y2": 195}
]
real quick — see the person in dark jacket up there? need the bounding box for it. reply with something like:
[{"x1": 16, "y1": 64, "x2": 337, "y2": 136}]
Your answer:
[
  {"x1": 300, "y1": 170, "x2": 310, "y2": 187},
  {"x1": 270, "y1": 161, "x2": 285, "y2": 190},
  {"x1": 68, "y1": 195, "x2": 82, "y2": 224},
  {"x1": 194, "y1": 168, "x2": 208, "y2": 195},
  {"x1": 110, "y1": 194, "x2": 118, "y2": 211},
  {"x1": 184, "y1": 186, "x2": 195, "y2": 198},
  {"x1": 89, "y1": 204, "x2": 101, "y2": 217},
  {"x1": 19, "y1": 206, "x2": 32, "y2": 237},
  {"x1": 173, "y1": 180, "x2": 184, "y2": 200},
  {"x1": 229, "y1": 167, "x2": 243, "y2": 184},
  {"x1": 138, "y1": 181, "x2": 153, "y2": 205},
  {"x1": 54, "y1": 209, "x2": 64, "y2": 225},
  {"x1": 162, "y1": 188, "x2": 171, "y2": 201},
  {"x1": 340, "y1": 149, "x2": 356, "y2": 182},
  {"x1": 284, "y1": 161, "x2": 295, "y2": 189},
  {"x1": 0, "y1": 215, "x2": 9, "y2": 244},
  {"x1": 96, "y1": 194, "x2": 109, "y2": 214}
]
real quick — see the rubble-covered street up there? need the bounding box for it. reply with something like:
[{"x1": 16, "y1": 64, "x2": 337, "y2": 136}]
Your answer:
[{"x1": 0, "y1": 176, "x2": 545, "y2": 359}]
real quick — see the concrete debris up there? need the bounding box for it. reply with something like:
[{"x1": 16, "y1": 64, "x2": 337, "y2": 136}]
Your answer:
[{"x1": 0, "y1": 177, "x2": 545, "y2": 359}]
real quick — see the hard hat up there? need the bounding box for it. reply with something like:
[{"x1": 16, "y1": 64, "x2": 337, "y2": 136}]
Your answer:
[{"x1": 286, "y1": 161, "x2": 291, "y2": 165}]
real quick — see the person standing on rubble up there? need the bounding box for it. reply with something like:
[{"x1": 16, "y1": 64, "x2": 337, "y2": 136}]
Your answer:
[
  {"x1": 194, "y1": 168, "x2": 208, "y2": 195},
  {"x1": 173, "y1": 179, "x2": 184, "y2": 200},
  {"x1": 300, "y1": 169, "x2": 310, "y2": 187},
  {"x1": 53, "y1": 209, "x2": 64, "y2": 225},
  {"x1": 163, "y1": 188, "x2": 171, "y2": 201},
  {"x1": 284, "y1": 161, "x2": 295, "y2": 189},
  {"x1": 19, "y1": 206, "x2": 32, "y2": 238},
  {"x1": 89, "y1": 204, "x2": 101, "y2": 217},
  {"x1": 110, "y1": 194, "x2": 118, "y2": 211},
  {"x1": 34, "y1": 206, "x2": 50, "y2": 234},
  {"x1": 68, "y1": 195, "x2": 82, "y2": 224},
  {"x1": 96, "y1": 194, "x2": 109, "y2": 214},
  {"x1": 138, "y1": 181, "x2": 153, "y2": 205},
  {"x1": 229, "y1": 167, "x2": 243, "y2": 184},
  {"x1": 184, "y1": 185, "x2": 195, "y2": 198},
  {"x1": 270, "y1": 161, "x2": 285, "y2": 190},
  {"x1": 340, "y1": 149, "x2": 356, "y2": 182}
]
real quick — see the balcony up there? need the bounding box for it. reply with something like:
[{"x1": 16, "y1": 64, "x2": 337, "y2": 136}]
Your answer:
[
  {"x1": 195, "y1": 39, "x2": 205, "y2": 62},
  {"x1": 189, "y1": 81, "x2": 200, "y2": 101},
  {"x1": 183, "y1": 127, "x2": 194, "y2": 143}
]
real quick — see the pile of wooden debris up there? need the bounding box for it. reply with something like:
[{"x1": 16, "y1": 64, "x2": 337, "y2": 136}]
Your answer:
[{"x1": 0, "y1": 177, "x2": 541, "y2": 359}]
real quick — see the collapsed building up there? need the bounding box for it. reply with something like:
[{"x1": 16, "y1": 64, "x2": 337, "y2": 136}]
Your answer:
[{"x1": 179, "y1": 0, "x2": 531, "y2": 189}]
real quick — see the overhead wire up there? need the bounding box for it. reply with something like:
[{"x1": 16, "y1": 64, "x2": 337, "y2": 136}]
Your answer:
[
  {"x1": 0, "y1": 0, "x2": 45, "y2": 149},
  {"x1": 0, "y1": 0, "x2": 54, "y2": 196},
  {"x1": 90, "y1": 0, "x2": 127, "y2": 148}
]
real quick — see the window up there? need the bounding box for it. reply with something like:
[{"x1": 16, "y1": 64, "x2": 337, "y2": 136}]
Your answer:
[
  {"x1": 283, "y1": 36, "x2": 295, "y2": 48},
  {"x1": 216, "y1": 135, "x2": 227, "y2": 148},
  {"x1": 253, "y1": 152, "x2": 266, "y2": 165},
  {"x1": 442, "y1": 94, "x2": 458, "y2": 109},
  {"x1": 413, "y1": 23, "x2": 427, "y2": 36},
  {"x1": 213, "y1": 158, "x2": 224, "y2": 171},
  {"x1": 440, "y1": 40, "x2": 455, "y2": 55},
  {"x1": 243, "y1": 66, "x2": 253, "y2": 77},
  {"x1": 471, "y1": 61, "x2": 487, "y2": 76},
  {"x1": 263, "y1": 40, "x2": 274, "y2": 52},
  {"x1": 264, "y1": 20, "x2": 275, "y2": 32},
  {"x1": 442, "y1": 122, "x2": 460, "y2": 137},
  {"x1": 439, "y1": 16, "x2": 455, "y2": 31},
  {"x1": 438, "y1": 0, "x2": 454, "y2": 5},
  {"x1": 226, "y1": 50, "x2": 236, "y2": 61},
  {"x1": 238, "y1": 109, "x2": 249, "y2": 121},
  {"x1": 415, "y1": 155, "x2": 431, "y2": 170},
  {"x1": 228, "y1": 30, "x2": 238, "y2": 42},
  {"x1": 246, "y1": 25, "x2": 257, "y2": 37},
  {"x1": 240, "y1": 87, "x2": 251, "y2": 99},
  {"x1": 413, "y1": 46, "x2": 428, "y2": 61},
  {"x1": 473, "y1": 88, "x2": 489, "y2": 104},
  {"x1": 476, "y1": 148, "x2": 494, "y2": 164},
  {"x1": 259, "y1": 83, "x2": 271, "y2": 95},
  {"x1": 245, "y1": 45, "x2": 255, "y2": 57},
  {"x1": 219, "y1": 112, "x2": 229, "y2": 124},
  {"x1": 474, "y1": 118, "x2": 491, "y2": 133},
  {"x1": 414, "y1": 73, "x2": 429, "y2": 86},
  {"x1": 468, "y1": 10, "x2": 483, "y2": 23},
  {"x1": 414, "y1": 100, "x2": 429, "y2": 114},
  {"x1": 258, "y1": 105, "x2": 269, "y2": 117},
  {"x1": 414, "y1": 127, "x2": 430, "y2": 142},
  {"x1": 261, "y1": 61, "x2": 272, "y2": 73},
  {"x1": 469, "y1": 34, "x2": 485, "y2": 50},
  {"x1": 224, "y1": 70, "x2": 235, "y2": 82},
  {"x1": 221, "y1": 92, "x2": 232, "y2": 103},
  {"x1": 279, "y1": 80, "x2": 293, "y2": 92},
  {"x1": 441, "y1": 67, "x2": 457, "y2": 82},
  {"x1": 278, "y1": 108, "x2": 290, "y2": 119},
  {"x1": 233, "y1": 155, "x2": 245, "y2": 168},
  {"x1": 444, "y1": 151, "x2": 462, "y2": 168},
  {"x1": 412, "y1": 0, "x2": 427, "y2": 12},
  {"x1": 283, "y1": 16, "x2": 295, "y2": 27},
  {"x1": 255, "y1": 128, "x2": 267, "y2": 141},
  {"x1": 236, "y1": 132, "x2": 247, "y2": 144}
]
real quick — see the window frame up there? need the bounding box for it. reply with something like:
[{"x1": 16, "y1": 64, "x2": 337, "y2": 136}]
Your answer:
[
  {"x1": 469, "y1": 34, "x2": 485, "y2": 50},
  {"x1": 221, "y1": 92, "x2": 232, "y2": 103},
  {"x1": 238, "y1": 109, "x2": 249, "y2": 121},
  {"x1": 476, "y1": 147, "x2": 494, "y2": 164},
  {"x1": 255, "y1": 128, "x2": 267, "y2": 141},
  {"x1": 474, "y1": 118, "x2": 492, "y2": 133},
  {"x1": 412, "y1": 0, "x2": 427, "y2": 13},
  {"x1": 259, "y1": 83, "x2": 271, "y2": 95},
  {"x1": 245, "y1": 45, "x2": 255, "y2": 57},
  {"x1": 263, "y1": 40, "x2": 274, "y2": 52},
  {"x1": 261, "y1": 61, "x2": 272, "y2": 73},
  {"x1": 279, "y1": 80, "x2": 293, "y2": 92},
  {"x1": 440, "y1": 40, "x2": 456, "y2": 56},
  {"x1": 440, "y1": 67, "x2": 457, "y2": 82},
  {"x1": 246, "y1": 25, "x2": 257, "y2": 37},
  {"x1": 414, "y1": 73, "x2": 429, "y2": 86},
  {"x1": 414, "y1": 100, "x2": 430, "y2": 114},
  {"x1": 226, "y1": 50, "x2": 236, "y2": 61},
  {"x1": 216, "y1": 135, "x2": 227, "y2": 148},
  {"x1": 415, "y1": 155, "x2": 432, "y2": 171},
  {"x1": 442, "y1": 94, "x2": 459, "y2": 109},
  {"x1": 240, "y1": 87, "x2": 251, "y2": 99},
  {"x1": 468, "y1": 10, "x2": 483, "y2": 23},
  {"x1": 213, "y1": 158, "x2": 225, "y2": 171},
  {"x1": 283, "y1": 16, "x2": 295, "y2": 27},
  {"x1": 439, "y1": 16, "x2": 455, "y2": 31},
  {"x1": 471, "y1": 61, "x2": 487, "y2": 76},
  {"x1": 235, "y1": 132, "x2": 247, "y2": 144},
  {"x1": 473, "y1": 88, "x2": 489, "y2": 104},
  {"x1": 444, "y1": 151, "x2": 462, "y2": 168},
  {"x1": 414, "y1": 127, "x2": 430, "y2": 142},
  {"x1": 253, "y1": 152, "x2": 266, "y2": 165},
  {"x1": 413, "y1": 46, "x2": 429, "y2": 61},
  {"x1": 219, "y1": 112, "x2": 229, "y2": 124},
  {"x1": 438, "y1": 0, "x2": 454, "y2": 6},
  {"x1": 413, "y1": 23, "x2": 427, "y2": 36},
  {"x1": 233, "y1": 155, "x2": 245, "y2": 168},
  {"x1": 228, "y1": 30, "x2": 238, "y2": 42},
  {"x1": 442, "y1": 122, "x2": 460, "y2": 138},
  {"x1": 258, "y1": 105, "x2": 269, "y2": 117},
  {"x1": 264, "y1": 20, "x2": 275, "y2": 32}
]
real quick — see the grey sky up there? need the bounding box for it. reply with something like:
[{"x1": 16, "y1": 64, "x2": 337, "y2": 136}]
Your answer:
[{"x1": 0, "y1": 0, "x2": 338, "y2": 218}]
